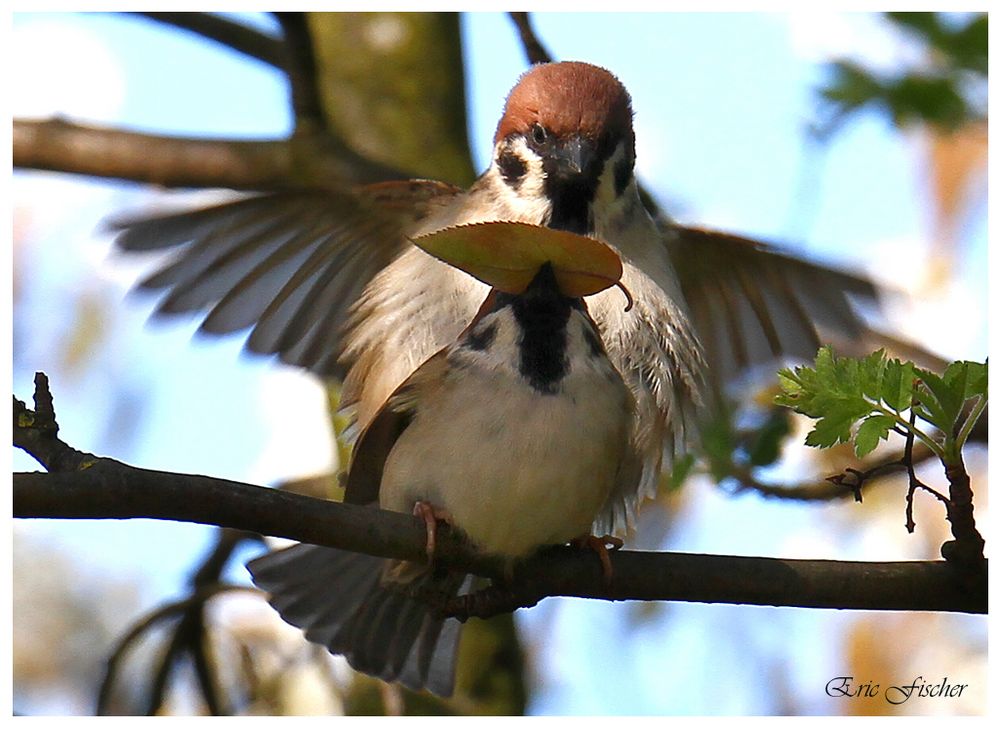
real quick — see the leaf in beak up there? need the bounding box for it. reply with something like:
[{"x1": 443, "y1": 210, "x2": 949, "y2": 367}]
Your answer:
[{"x1": 411, "y1": 221, "x2": 623, "y2": 297}]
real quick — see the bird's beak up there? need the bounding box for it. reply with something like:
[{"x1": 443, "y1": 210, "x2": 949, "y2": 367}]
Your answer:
[{"x1": 550, "y1": 136, "x2": 597, "y2": 180}]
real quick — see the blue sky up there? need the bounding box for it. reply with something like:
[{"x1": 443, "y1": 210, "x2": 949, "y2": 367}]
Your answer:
[{"x1": 11, "y1": 11, "x2": 988, "y2": 716}]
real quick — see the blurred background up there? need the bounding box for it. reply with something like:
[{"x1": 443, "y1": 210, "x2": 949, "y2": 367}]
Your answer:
[{"x1": 11, "y1": 11, "x2": 988, "y2": 716}]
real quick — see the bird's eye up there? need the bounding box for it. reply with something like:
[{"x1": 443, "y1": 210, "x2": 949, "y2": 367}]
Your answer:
[{"x1": 531, "y1": 124, "x2": 547, "y2": 145}]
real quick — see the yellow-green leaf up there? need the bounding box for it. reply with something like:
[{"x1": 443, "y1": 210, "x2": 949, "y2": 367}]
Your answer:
[{"x1": 411, "y1": 221, "x2": 623, "y2": 296}]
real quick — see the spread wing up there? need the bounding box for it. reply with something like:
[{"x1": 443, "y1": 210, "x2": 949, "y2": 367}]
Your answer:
[
  {"x1": 108, "y1": 181, "x2": 463, "y2": 378},
  {"x1": 663, "y1": 222, "x2": 880, "y2": 390}
]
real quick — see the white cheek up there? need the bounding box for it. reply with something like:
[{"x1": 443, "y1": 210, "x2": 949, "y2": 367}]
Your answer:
[
  {"x1": 595, "y1": 141, "x2": 629, "y2": 208},
  {"x1": 479, "y1": 138, "x2": 551, "y2": 224}
]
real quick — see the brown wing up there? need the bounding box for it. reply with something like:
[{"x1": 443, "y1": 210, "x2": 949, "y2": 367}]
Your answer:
[
  {"x1": 343, "y1": 351, "x2": 448, "y2": 505},
  {"x1": 108, "y1": 180, "x2": 463, "y2": 378},
  {"x1": 663, "y1": 222, "x2": 880, "y2": 389}
]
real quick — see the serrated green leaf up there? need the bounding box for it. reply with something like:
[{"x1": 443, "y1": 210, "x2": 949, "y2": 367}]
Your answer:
[
  {"x1": 775, "y1": 365, "x2": 820, "y2": 415},
  {"x1": 859, "y1": 349, "x2": 887, "y2": 401},
  {"x1": 916, "y1": 368, "x2": 962, "y2": 432},
  {"x1": 819, "y1": 347, "x2": 860, "y2": 399},
  {"x1": 968, "y1": 360, "x2": 988, "y2": 399},
  {"x1": 776, "y1": 368, "x2": 801, "y2": 392},
  {"x1": 813, "y1": 346, "x2": 835, "y2": 379},
  {"x1": 911, "y1": 403, "x2": 936, "y2": 427},
  {"x1": 943, "y1": 361, "x2": 975, "y2": 406},
  {"x1": 881, "y1": 359, "x2": 914, "y2": 412},
  {"x1": 805, "y1": 411, "x2": 859, "y2": 449},
  {"x1": 854, "y1": 414, "x2": 895, "y2": 458},
  {"x1": 775, "y1": 369, "x2": 803, "y2": 402},
  {"x1": 913, "y1": 395, "x2": 947, "y2": 432}
]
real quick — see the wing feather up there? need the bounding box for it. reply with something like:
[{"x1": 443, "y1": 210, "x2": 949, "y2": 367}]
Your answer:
[{"x1": 109, "y1": 182, "x2": 464, "y2": 378}]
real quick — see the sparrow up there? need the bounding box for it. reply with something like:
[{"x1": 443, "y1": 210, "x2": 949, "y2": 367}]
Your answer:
[
  {"x1": 249, "y1": 246, "x2": 637, "y2": 696},
  {"x1": 111, "y1": 61, "x2": 877, "y2": 531}
]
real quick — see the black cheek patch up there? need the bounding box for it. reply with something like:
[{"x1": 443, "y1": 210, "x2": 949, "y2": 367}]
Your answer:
[
  {"x1": 613, "y1": 153, "x2": 633, "y2": 197},
  {"x1": 582, "y1": 323, "x2": 605, "y2": 359},
  {"x1": 463, "y1": 321, "x2": 497, "y2": 352},
  {"x1": 498, "y1": 150, "x2": 527, "y2": 188}
]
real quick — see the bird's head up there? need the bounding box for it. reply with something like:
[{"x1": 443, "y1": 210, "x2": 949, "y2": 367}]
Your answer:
[{"x1": 491, "y1": 62, "x2": 637, "y2": 235}]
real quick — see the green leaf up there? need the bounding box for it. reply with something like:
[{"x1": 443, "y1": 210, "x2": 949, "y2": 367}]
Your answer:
[
  {"x1": 887, "y1": 73, "x2": 970, "y2": 130},
  {"x1": 776, "y1": 346, "x2": 982, "y2": 464},
  {"x1": 881, "y1": 359, "x2": 914, "y2": 412},
  {"x1": 805, "y1": 411, "x2": 859, "y2": 449},
  {"x1": 859, "y1": 349, "x2": 887, "y2": 401},
  {"x1": 776, "y1": 366, "x2": 818, "y2": 416},
  {"x1": 666, "y1": 452, "x2": 696, "y2": 491},
  {"x1": 820, "y1": 60, "x2": 885, "y2": 116},
  {"x1": 885, "y1": 12, "x2": 944, "y2": 43},
  {"x1": 915, "y1": 368, "x2": 962, "y2": 432},
  {"x1": 948, "y1": 16, "x2": 988, "y2": 74},
  {"x1": 854, "y1": 414, "x2": 896, "y2": 458},
  {"x1": 965, "y1": 360, "x2": 988, "y2": 399},
  {"x1": 942, "y1": 360, "x2": 970, "y2": 394},
  {"x1": 747, "y1": 409, "x2": 792, "y2": 467},
  {"x1": 946, "y1": 359, "x2": 988, "y2": 400},
  {"x1": 776, "y1": 347, "x2": 876, "y2": 448}
]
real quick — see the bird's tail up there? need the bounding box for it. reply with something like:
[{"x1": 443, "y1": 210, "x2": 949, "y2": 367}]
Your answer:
[{"x1": 247, "y1": 543, "x2": 467, "y2": 696}]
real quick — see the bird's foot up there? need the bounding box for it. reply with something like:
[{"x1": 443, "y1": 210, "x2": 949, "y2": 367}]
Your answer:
[
  {"x1": 413, "y1": 500, "x2": 454, "y2": 562},
  {"x1": 570, "y1": 533, "x2": 623, "y2": 587}
]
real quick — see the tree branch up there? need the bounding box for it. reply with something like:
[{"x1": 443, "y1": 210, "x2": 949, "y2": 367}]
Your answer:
[
  {"x1": 941, "y1": 455, "x2": 987, "y2": 571},
  {"x1": 726, "y1": 442, "x2": 936, "y2": 502},
  {"x1": 13, "y1": 118, "x2": 405, "y2": 190},
  {"x1": 128, "y1": 12, "x2": 284, "y2": 68},
  {"x1": 13, "y1": 373, "x2": 90, "y2": 473},
  {"x1": 273, "y1": 12, "x2": 327, "y2": 134},
  {"x1": 13, "y1": 466, "x2": 985, "y2": 615},
  {"x1": 13, "y1": 373, "x2": 986, "y2": 615},
  {"x1": 508, "y1": 13, "x2": 554, "y2": 65},
  {"x1": 96, "y1": 583, "x2": 255, "y2": 715}
]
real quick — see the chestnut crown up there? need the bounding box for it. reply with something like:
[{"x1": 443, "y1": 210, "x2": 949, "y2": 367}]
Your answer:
[{"x1": 494, "y1": 61, "x2": 635, "y2": 159}]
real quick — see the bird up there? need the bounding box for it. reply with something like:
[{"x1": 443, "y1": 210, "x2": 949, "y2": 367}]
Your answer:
[
  {"x1": 110, "y1": 60, "x2": 877, "y2": 537},
  {"x1": 248, "y1": 230, "x2": 637, "y2": 696}
]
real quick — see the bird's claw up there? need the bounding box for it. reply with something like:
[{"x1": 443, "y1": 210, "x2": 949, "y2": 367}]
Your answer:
[
  {"x1": 413, "y1": 500, "x2": 453, "y2": 562},
  {"x1": 571, "y1": 534, "x2": 623, "y2": 587}
]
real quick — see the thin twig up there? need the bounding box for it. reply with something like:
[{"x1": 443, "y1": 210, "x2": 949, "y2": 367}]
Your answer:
[
  {"x1": 96, "y1": 584, "x2": 256, "y2": 714},
  {"x1": 508, "y1": 13, "x2": 554, "y2": 65},
  {"x1": 902, "y1": 408, "x2": 951, "y2": 533},
  {"x1": 13, "y1": 373, "x2": 89, "y2": 473},
  {"x1": 145, "y1": 609, "x2": 198, "y2": 715},
  {"x1": 728, "y1": 442, "x2": 935, "y2": 502},
  {"x1": 129, "y1": 12, "x2": 283, "y2": 68}
]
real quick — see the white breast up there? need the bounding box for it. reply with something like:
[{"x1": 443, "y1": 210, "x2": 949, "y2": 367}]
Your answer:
[{"x1": 378, "y1": 309, "x2": 632, "y2": 558}]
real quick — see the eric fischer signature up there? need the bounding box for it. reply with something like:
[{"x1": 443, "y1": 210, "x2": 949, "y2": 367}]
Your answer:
[{"x1": 826, "y1": 676, "x2": 968, "y2": 705}]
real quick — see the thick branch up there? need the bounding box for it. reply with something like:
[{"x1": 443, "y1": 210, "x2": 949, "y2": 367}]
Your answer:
[
  {"x1": 128, "y1": 12, "x2": 283, "y2": 68},
  {"x1": 14, "y1": 374, "x2": 985, "y2": 616},
  {"x1": 14, "y1": 466, "x2": 986, "y2": 614},
  {"x1": 13, "y1": 118, "x2": 404, "y2": 190},
  {"x1": 942, "y1": 455, "x2": 987, "y2": 569}
]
